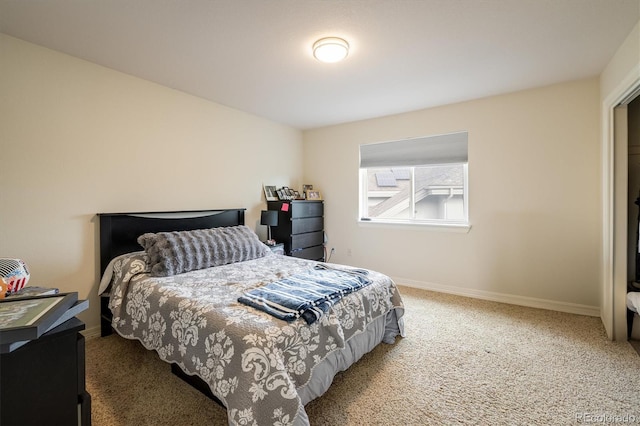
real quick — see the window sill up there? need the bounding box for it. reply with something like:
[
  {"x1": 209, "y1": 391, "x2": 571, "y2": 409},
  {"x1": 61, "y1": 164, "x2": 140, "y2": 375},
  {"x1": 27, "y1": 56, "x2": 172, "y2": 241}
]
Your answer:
[{"x1": 358, "y1": 219, "x2": 471, "y2": 233}]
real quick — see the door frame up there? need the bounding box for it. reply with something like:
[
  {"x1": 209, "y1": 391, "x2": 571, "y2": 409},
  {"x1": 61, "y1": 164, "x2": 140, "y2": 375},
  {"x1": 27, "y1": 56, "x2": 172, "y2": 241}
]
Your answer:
[{"x1": 602, "y1": 70, "x2": 640, "y2": 340}]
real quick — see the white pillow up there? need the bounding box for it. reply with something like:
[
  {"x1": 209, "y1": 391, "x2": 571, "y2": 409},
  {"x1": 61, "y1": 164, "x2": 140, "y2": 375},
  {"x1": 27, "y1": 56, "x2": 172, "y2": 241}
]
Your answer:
[{"x1": 98, "y1": 251, "x2": 147, "y2": 295}]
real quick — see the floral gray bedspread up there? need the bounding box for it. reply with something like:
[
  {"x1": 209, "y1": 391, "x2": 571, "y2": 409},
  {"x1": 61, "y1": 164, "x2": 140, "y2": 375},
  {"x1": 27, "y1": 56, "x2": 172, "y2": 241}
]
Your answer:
[{"x1": 107, "y1": 252, "x2": 405, "y2": 425}]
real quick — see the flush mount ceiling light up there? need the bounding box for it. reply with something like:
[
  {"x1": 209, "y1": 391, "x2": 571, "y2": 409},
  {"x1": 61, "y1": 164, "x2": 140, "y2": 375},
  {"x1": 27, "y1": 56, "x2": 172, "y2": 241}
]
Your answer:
[{"x1": 312, "y1": 37, "x2": 349, "y2": 63}]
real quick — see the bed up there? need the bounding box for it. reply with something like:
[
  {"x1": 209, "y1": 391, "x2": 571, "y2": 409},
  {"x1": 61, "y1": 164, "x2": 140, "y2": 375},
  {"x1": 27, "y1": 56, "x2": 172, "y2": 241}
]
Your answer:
[{"x1": 97, "y1": 208, "x2": 405, "y2": 426}]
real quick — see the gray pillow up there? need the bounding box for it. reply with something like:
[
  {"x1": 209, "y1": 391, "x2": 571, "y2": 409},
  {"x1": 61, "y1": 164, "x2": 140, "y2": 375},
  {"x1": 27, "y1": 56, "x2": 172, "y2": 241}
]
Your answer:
[{"x1": 137, "y1": 225, "x2": 270, "y2": 277}]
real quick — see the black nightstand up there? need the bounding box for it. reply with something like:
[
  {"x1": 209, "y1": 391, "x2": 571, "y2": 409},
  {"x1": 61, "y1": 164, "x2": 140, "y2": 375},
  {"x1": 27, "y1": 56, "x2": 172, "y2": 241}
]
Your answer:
[
  {"x1": 0, "y1": 317, "x2": 91, "y2": 425},
  {"x1": 266, "y1": 243, "x2": 285, "y2": 255}
]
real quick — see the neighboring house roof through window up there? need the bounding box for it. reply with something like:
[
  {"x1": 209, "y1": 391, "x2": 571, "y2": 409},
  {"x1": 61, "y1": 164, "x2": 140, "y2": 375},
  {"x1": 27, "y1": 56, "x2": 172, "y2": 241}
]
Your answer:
[
  {"x1": 375, "y1": 172, "x2": 398, "y2": 187},
  {"x1": 368, "y1": 165, "x2": 464, "y2": 218}
]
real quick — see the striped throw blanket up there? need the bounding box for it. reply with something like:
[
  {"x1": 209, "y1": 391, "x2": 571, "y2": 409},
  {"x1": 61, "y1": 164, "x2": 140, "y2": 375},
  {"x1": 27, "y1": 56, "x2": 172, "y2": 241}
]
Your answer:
[{"x1": 238, "y1": 264, "x2": 371, "y2": 324}]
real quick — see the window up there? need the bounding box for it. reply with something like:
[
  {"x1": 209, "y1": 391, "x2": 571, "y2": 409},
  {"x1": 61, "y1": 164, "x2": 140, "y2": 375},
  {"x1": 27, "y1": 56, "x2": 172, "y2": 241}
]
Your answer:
[{"x1": 359, "y1": 132, "x2": 469, "y2": 227}]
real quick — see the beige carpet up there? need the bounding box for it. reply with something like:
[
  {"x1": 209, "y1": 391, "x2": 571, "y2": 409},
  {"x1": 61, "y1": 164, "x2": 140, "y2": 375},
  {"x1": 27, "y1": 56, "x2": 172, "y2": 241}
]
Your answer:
[{"x1": 86, "y1": 286, "x2": 640, "y2": 425}]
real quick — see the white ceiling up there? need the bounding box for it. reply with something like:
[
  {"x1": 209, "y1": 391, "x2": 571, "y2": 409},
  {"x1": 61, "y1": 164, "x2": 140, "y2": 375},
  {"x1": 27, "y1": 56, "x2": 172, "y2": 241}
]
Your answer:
[{"x1": 1, "y1": 0, "x2": 639, "y2": 130}]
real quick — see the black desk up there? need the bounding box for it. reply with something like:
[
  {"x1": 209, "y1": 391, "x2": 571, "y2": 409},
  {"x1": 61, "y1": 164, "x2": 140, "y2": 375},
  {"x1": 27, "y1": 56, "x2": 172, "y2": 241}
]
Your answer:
[{"x1": 0, "y1": 317, "x2": 91, "y2": 426}]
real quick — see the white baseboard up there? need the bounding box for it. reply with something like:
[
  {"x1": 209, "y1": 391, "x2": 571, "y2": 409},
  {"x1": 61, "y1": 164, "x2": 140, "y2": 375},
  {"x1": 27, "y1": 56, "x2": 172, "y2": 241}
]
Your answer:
[
  {"x1": 393, "y1": 276, "x2": 600, "y2": 317},
  {"x1": 81, "y1": 325, "x2": 102, "y2": 340}
]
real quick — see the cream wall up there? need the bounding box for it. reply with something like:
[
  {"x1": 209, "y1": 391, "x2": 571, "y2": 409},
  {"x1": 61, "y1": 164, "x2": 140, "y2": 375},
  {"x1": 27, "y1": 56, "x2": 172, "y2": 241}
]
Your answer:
[
  {"x1": 0, "y1": 34, "x2": 303, "y2": 334},
  {"x1": 303, "y1": 78, "x2": 601, "y2": 314},
  {"x1": 600, "y1": 22, "x2": 640, "y2": 101}
]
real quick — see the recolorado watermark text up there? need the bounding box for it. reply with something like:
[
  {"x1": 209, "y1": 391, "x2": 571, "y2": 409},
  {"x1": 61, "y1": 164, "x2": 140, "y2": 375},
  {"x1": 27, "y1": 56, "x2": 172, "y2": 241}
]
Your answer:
[{"x1": 576, "y1": 413, "x2": 639, "y2": 424}]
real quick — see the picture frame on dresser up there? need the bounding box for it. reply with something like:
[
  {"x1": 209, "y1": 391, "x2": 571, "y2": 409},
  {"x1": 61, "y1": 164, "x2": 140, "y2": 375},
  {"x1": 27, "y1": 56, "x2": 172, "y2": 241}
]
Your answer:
[
  {"x1": 0, "y1": 292, "x2": 78, "y2": 345},
  {"x1": 307, "y1": 190, "x2": 322, "y2": 200},
  {"x1": 263, "y1": 185, "x2": 278, "y2": 201}
]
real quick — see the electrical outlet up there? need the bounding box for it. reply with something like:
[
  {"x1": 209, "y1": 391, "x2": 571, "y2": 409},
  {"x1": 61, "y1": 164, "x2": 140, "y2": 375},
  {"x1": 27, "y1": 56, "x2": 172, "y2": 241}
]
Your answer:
[{"x1": 347, "y1": 248, "x2": 352, "y2": 257}]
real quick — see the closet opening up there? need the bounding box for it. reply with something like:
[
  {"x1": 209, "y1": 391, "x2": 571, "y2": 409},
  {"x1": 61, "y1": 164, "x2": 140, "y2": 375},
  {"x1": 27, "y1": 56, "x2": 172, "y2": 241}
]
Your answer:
[{"x1": 626, "y1": 96, "x2": 640, "y2": 346}]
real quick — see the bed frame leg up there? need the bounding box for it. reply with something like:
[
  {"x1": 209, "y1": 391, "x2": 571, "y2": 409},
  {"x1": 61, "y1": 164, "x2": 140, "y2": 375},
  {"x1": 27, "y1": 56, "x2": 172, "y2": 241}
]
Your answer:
[
  {"x1": 170, "y1": 364, "x2": 225, "y2": 408},
  {"x1": 100, "y1": 294, "x2": 114, "y2": 337}
]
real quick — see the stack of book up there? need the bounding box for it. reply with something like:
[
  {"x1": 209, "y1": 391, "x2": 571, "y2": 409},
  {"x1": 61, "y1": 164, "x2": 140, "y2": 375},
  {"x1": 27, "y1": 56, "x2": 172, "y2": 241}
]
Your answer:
[{"x1": 0, "y1": 287, "x2": 88, "y2": 353}]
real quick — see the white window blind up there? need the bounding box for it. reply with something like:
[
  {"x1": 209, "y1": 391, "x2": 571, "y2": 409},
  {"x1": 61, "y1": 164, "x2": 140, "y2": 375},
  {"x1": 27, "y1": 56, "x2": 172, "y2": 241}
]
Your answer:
[{"x1": 359, "y1": 131, "x2": 468, "y2": 168}]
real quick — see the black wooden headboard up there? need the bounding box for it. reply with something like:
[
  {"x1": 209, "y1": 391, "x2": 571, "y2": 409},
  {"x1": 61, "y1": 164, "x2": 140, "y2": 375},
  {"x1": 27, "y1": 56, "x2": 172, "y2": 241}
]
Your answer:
[{"x1": 97, "y1": 209, "x2": 246, "y2": 275}]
